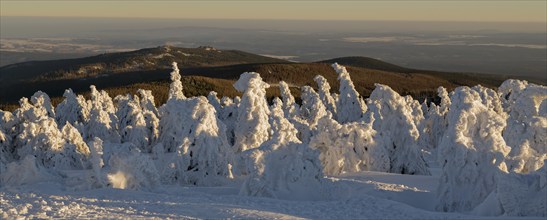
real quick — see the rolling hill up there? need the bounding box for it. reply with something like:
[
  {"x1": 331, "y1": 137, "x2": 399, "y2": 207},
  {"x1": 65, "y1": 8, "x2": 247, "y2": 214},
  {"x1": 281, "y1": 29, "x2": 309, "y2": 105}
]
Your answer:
[{"x1": 0, "y1": 46, "x2": 538, "y2": 111}]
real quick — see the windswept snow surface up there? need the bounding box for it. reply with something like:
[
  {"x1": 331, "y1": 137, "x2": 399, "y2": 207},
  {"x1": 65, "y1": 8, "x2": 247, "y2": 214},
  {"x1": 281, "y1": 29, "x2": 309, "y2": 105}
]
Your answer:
[{"x1": 1, "y1": 63, "x2": 546, "y2": 219}]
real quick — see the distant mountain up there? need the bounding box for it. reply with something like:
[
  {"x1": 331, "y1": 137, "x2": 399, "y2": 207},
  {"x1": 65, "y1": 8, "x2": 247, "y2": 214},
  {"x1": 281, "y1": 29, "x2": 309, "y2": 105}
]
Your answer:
[
  {"x1": 0, "y1": 45, "x2": 287, "y2": 84},
  {"x1": 0, "y1": 46, "x2": 537, "y2": 111}
]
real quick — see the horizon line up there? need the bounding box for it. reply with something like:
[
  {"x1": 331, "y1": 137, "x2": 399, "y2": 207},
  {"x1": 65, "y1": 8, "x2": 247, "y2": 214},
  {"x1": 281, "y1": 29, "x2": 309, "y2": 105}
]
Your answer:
[{"x1": 2, "y1": 15, "x2": 546, "y2": 24}]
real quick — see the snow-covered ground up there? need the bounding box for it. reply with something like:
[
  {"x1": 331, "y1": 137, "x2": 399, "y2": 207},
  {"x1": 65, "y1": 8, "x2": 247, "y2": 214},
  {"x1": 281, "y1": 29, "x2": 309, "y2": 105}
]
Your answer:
[
  {"x1": 1, "y1": 62, "x2": 545, "y2": 219},
  {"x1": 2, "y1": 170, "x2": 533, "y2": 219}
]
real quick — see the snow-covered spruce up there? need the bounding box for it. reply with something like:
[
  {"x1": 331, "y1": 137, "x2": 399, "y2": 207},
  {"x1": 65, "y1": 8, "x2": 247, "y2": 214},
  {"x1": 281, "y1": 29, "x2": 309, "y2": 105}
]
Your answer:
[
  {"x1": 499, "y1": 80, "x2": 547, "y2": 173},
  {"x1": 168, "y1": 62, "x2": 186, "y2": 100},
  {"x1": 367, "y1": 84, "x2": 430, "y2": 175},
  {"x1": 309, "y1": 116, "x2": 389, "y2": 175},
  {"x1": 332, "y1": 63, "x2": 366, "y2": 123},
  {"x1": 419, "y1": 87, "x2": 451, "y2": 153},
  {"x1": 436, "y1": 87, "x2": 510, "y2": 213},
  {"x1": 233, "y1": 72, "x2": 271, "y2": 153},
  {"x1": 314, "y1": 75, "x2": 337, "y2": 118},
  {"x1": 114, "y1": 94, "x2": 151, "y2": 152},
  {"x1": 55, "y1": 89, "x2": 90, "y2": 127},
  {"x1": 218, "y1": 96, "x2": 239, "y2": 146},
  {"x1": 241, "y1": 98, "x2": 325, "y2": 200},
  {"x1": 297, "y1": 86, "x2": 329, "y2": 143},
  {"x1": 156, "y1": 97, "x2": 234, "y2": 186},
  {"x1": 84, "y1": 86, "x2": 121, "y2": 143},
  {"x1": 278, "y1": 81, "x2": 300, "y2": 119}
]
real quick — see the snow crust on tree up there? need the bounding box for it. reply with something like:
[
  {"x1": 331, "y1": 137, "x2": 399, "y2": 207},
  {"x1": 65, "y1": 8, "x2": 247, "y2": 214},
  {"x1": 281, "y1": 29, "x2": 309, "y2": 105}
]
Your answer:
[
  {"x1": 367, "y1": 84, "x2": 430, "y2": 175},
  {"x1": 114, "y1": 94, "x2": 151, "y2": 151},
  {"x1": 309, "y1": 116, "x2": 389, "y2": 175},
  {"x1": 240, "y1": 98, "x2": 326, "y2": 200},
  {"x1": 168, "y1": 62, "x2": 186, "y2": 100},
  {"x1": 436, "y1": 87, "x2": 510, "y2": 213},
  {"x1": 137, "y1": 89, "x2": 159, "y2": 116},
  {"x1": 85, "y1": 86, "x2": 121, "y2": 143},
  {"x1": 300, "y1": 86, "x2": 328, "y2": 128},
  {"x1": 494, "y1": 162, "x2": 546, "y2": 217},
  {"x1": 314, "y1": 75, "x2": 337, "y2": 118},
  {"x1": 218, "y1": 96, "x2": 238, "y2": 145},
  {"x1": 55, "y1": 89, "x2": 90, "y2": 127},
  {"x1": 233, "y1": 72, "x2": 271, "y2": 153},
  {"x1": 278, "y1": 81, "x2": 300, "y2": 119},
  {"x1": 499, "y1": 80, "x2": 547, "y2": 173},
  {"x1": 156, "y1": 97, "x2": 234, "y2": 185},
  {"x1": 419, "y1": 87, "x2": 451, "y2": 155},
  {"x1": 207, "y1": 91, "x2": 222, "y2": 114},
  {"x1": 332, "y1": 63, "x2": 366, "y2": 123},
  {"x1": 31, "y1": 91, "x2": 55, "y2": 119}
]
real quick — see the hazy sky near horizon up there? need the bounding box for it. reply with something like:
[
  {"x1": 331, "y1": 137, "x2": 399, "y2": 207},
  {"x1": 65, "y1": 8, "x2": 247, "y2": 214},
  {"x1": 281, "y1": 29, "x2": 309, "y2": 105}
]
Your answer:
[{"x1": 1, "y1": 1, "x2": 546, "y2": 23}]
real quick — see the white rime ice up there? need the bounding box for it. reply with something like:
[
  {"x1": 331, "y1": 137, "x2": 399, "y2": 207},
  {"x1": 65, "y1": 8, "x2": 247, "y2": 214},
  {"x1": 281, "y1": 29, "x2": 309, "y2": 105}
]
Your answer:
[
  {"x1": 436, "y1": 87, "x2": 510, "y2": 212},
  {"x1": 233, "y1": 72, "x2": 271, "y2": 153},
  {"x1": 368, "y1": 84, "x2": 430, "y2": 175},
  {"x1": 332, "y1": 63, "x2": 366, "y2": 123},
  {"x1": 314, "y1": 75, "x2": 337, "y2": 118},
  {"x1": 240, "y1": 98, "x2": 325, "y2": 200}
]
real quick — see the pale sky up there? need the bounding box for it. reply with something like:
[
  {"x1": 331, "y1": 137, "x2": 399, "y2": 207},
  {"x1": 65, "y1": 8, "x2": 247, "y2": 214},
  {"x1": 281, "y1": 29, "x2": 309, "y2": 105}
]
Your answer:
[{"x1": 1, "y1": 1, "x2": 546, "y2": 22}]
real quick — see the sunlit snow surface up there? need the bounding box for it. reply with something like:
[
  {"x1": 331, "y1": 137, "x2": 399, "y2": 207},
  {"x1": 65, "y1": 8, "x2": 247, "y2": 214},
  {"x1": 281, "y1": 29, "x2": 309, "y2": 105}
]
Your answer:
[{"x1": 2, "y1": 170, "x2": 541, "y2": 219}]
